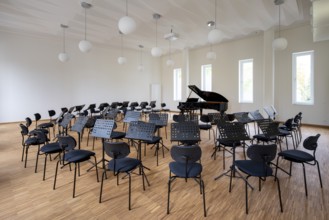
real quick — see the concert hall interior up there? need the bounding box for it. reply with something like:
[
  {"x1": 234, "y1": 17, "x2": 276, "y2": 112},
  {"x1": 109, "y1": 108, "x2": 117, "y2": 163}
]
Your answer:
[{"x1": 0, "y1": 0, "x2": 329, "y2": 219}]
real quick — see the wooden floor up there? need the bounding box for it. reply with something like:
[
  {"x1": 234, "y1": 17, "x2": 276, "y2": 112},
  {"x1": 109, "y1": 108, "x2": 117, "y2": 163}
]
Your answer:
[{"x1": 1, "y1": 118, "x2": 329, "y2": 220}]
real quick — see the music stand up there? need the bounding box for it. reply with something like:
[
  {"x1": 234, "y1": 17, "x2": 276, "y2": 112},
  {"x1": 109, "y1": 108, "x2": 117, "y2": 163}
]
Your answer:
[
  {"x1": 91, "y1": 119, "x2": 114, "y2": 169},
  {"x1": 125, "y1": 121, "x2": 155, "y2": 176},
  {"x1": 59, "y1": 113, "x2": 74, "y2": 135},
  {"x1": 123, "y1": 110, "x2": 141, "y2": 131},
  {"x1": 214, "y1": 122, "x2": 254, "y2": 190},
  {"x1": 170, "y1": 122, "x2": 200, "y2": 145},
  {"x1": 71, "y1": 116, "x2": 89, "y2": 149}
]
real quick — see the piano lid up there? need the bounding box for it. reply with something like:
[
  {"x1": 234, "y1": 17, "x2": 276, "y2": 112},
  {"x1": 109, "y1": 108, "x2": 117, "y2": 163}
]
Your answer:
[{"x1": 188, "y1": 85, "x2": 228, "y2": 102}]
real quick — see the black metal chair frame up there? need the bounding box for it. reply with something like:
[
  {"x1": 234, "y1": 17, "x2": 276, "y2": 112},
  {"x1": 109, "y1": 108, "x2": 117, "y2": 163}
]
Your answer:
[
  {"x1": 167, "y1": 145, "x2": 206, "y2": 217},
  {"x1": 275, "y1": 134, "x2": 322, "y2": 196}
]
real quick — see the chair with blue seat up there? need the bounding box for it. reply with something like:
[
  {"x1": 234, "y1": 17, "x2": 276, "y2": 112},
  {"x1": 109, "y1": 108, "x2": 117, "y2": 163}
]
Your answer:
[
  {"x1": 99, "y1": 142, "x2": 148, "y2": 210},
  {"x1": 233, "y1": 144, "x2": 283, "y2": 214},
  {"x1": 53, "y1": 135, "x2": 99, "y2": 198},
  {"x1": 275, "y1": 134, "x2": 322, "y2": 196},
  {"x1": 167, "y1": 145, "x2": 206, "y2": 217}
]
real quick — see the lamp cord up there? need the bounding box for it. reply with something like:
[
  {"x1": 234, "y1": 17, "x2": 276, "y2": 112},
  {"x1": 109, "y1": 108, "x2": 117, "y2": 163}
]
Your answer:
[
  {"x1": 278, "y1": 4, "x2": 281, "y2": 37},
  {"x1": 155, "y1": 19, "x2": 158, "y2": 47},
  {"x1": 214, "y1": 0, "x2": 217, "y2": 29},
  {"x1": 120, "y1": 34, "x2": 124, "y2": 56},
  {"x1": 126, "y1": 0, "x2": 128, "y2": 16},
  {"x1": 84, "y1": 7, "x2": 87, "y2": 40},
  {"x1": 63, "y1": 27, "x2": 66, "y2": 52}
]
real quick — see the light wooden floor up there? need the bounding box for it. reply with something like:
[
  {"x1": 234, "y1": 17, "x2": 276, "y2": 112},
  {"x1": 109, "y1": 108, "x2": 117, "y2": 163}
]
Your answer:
[{"x1": 0, "y1": 119, "x2": 328, "y2": 220}]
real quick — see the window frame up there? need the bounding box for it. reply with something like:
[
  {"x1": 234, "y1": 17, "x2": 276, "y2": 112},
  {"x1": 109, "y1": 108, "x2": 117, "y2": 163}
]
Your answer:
[
  {"x1": 201, "y1": 64, "x2": 212, "y2": 91},
  {"x1": 292, "y1": 50, "x2": 314, "y2": 105},
  {"x1": 238, "y1": 58, "x2": 254, "y2": 103},
  {"x1": 173, "y1": 68, "x2": 182, "y2": 101}
]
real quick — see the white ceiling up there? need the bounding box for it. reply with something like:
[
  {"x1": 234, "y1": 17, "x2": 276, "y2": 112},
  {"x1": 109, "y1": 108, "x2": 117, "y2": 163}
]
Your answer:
[{"x1": 0, "y1": 0, "x2": 313, "y2": 53}]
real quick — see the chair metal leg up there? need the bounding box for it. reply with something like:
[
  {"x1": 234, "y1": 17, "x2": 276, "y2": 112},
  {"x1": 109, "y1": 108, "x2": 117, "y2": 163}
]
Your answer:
[
  {"x1": 128, "y1": 173, "x2": 131, "y2": 210},
  {"x1": 73, "y1": 163, "x2": 77, "y2": 198},
  {"x1": 316, "y1": 161, "x2": 323, "y2": 188},
  {"x1": 53, "y1": 160, "x2": 60, "y2": 190},
  {"x1": 302, "y1": 163, "x2": 308, "y2": 196},
  {"x1": 167, "y1": 178, "x2": 172, "y2": 214},
  {"x1": 275, "y1": 176, "x2": 283, "y2": 212},
  {"x1": 99, "y1": 170, "x2": 106, "y2": 203},
  {"x1": 43, "y1": 154, "x2": 48, "y2": 181},
  {"x1": 245, "y1": 179, "x2": 249, "y2": 214},
  {"x1": 21, "y1": 145, "x2": 25, "y2": 162},
  {"x1": 35, "y1": 145, "x2": 40, "y2": 173},
  {"x1": 202, "y1": 179, "x2": 207, "y2": 217},
  {"x1": 24, "y1": 146, "x2": 29, "y2": 168},
  {"x1": 94, "y1": 156, "x2": 99, "y2": 182}
]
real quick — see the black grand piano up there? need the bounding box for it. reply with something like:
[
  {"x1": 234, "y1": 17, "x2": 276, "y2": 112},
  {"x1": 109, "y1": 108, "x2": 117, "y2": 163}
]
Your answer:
[{"x1": 178, "y1": 85, "x2": 228, "y2": 115}]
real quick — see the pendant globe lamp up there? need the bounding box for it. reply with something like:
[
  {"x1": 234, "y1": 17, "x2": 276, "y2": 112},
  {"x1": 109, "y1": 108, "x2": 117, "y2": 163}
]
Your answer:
[
  {"x1": 272, "y1": 0, "x2": 288, "y2": 51},
  {"x1": 206, "y1": 43, "x2": 216, "y2": 60},
  {"x1": 166, "y1": 40, "x2": 174, "y2": 66},
  {"x1": 118, "y1": 0, "x2": 136, "y2": 35},
  {"x1": 118, "y1": 32, "x2": 127, "y2": 65},
  {"x1": 138, "y1": 45, "x2": 144, "y2": 71},
  {"x1": 208, "y1": 0, "x2": 222, "y2": 44},
  {"x1": 58, "y1": 24, "x2": 69, "y2": 62},
  {"x1": 151, "y1": 13, "x2": 162, "y2": 57},
  {"x1": 79, "y1": 1, "x2": 92, "y2": 53}
]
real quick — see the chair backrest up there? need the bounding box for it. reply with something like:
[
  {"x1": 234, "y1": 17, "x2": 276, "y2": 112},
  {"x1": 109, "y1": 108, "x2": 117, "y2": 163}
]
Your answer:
[
  {"x1": 200, "y1": 115, "x2": 210, "y2": 123},
  {"x1": 20, "y1": 124, "x2": 29, "y2": 136},
  {"x1": 161, "y1": 103, "x2": 166, "y2": 108},
  {"x1": 149, "y1": 101, "x2": 156, "y2": 108},
  {"x1": 247, "y1": 144, "x2": 277, "y2": 163},
  {"x1": 122, "y1": 101, "x2": 129, "y2": 108},
  {"x1": 61, "y1": 107, "x2": 68, "y2": 114},
  {"x1": 104, "y1": 142, "x2": 130, "y2": 159},
  {"x1": 48, "y1": 110, "x2": 56, "y2": 118},
  {"x1": 171, "y1": 145, "x2": 202, "y2": 164},
  {"x1": 58, "y1": 135, "x2": 77, "y2": 151},
  {"x1": 283, "y1": 118, "x2": 294, "y2": 129},
  {"x1": 303, "y1": 134, "x2": 320, "y2": 151},
  {"x1": 25, "y1": 117, "x2": 33, "y2": 127},
  {"x1": 34, "y1": 113, "x2": 41, "y2": 121},
  {"x1": 140, "y1": 102, "x2": 148, "y2": 109}
]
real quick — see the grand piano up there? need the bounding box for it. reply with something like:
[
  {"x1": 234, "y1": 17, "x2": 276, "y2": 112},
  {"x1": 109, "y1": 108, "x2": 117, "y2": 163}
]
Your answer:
[{"x1": 178, "y1": 85, "x2": 228, "y2": 115}]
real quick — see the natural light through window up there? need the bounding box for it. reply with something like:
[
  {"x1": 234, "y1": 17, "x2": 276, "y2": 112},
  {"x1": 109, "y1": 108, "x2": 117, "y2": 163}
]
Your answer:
[
  {"x1": 239, "y1": 59, "x2": 253, "y2": 103},
  {"x1": 292, "y1": 51, "x2": 314, "y2": 105},
  {"x1": 201, "y1": 64, "x2": 212, "y2": 91},
  {"x1": 173, "y1": 68, "x2": 182, "y2": 101}
]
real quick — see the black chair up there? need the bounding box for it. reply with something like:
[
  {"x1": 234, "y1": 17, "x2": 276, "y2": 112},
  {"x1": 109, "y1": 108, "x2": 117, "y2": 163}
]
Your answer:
[
  {"x1": 275, "y1": 134, "x2": 322, "y2": 196},
  {"x1": 233, "y1": 144, "x2": 283, "y2": 214},
  {"x1": 99, "y1": 142, "x2": 148, "y2": 210},
  {"x1": 199, "y1": 115, "x2": 215, "y2": 142},
  {"x1": 253, "y1": 119, "x2": 282, "y2": 150},
  {"x1": 167, "y1": 145, "x2": 206, "y2": 217},
  {"x1": 35, "y1": 113, "x2": 54, "y2": 139},
  {"x1": 279, "y1": 118, "x2": 297, "y2": 149},
  {"x1": 20, "y1": 124, "x2": 47, "y2": 168},
  {"x1": 53, "y1": 135, "x2": 99, "y2": 198},
  {"x1": 36, "y1": 141, "x2": 62, "y2": 180}
]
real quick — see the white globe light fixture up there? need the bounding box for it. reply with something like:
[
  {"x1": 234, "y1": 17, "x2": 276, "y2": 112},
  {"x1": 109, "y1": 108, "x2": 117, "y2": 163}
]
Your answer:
[
  {"x1": 206, "y1": 51, "x2": 216, "y2": 60},
  {"x1": 79, "y1": 1, "x2": 92, "y2": 53},
  {"x1": 58, "y1": 24, "x2": 69, "y2": 62},
  {"x1": 58, "y1": 52, "x2": 69, "y2": 62},
  {"x1": 272, "y1": 0, "x2": 288, "y2": 51},
  {"x1": 151, "y1": 13, "x2": 162, "y2": 57},
  {"x1": 207, "y1": 0, "x2": 222, "y2": 44},
  {"x1": 208, "y1": 28, "x2": 222, "y2": 44},
  {"x1": 118, "y1": 16, "x2": 136, "y2": 35},
  {"x1": 272, "y1": 37, "x2": 288, "y2": 50},
  {"x1": 117, "y1": 56, "x2": 127, "y2": 64},
  {"x1": 151, "y1": 47, "x2": 162, "y2": 57},
  {"x1": 79, "y1": 40, "x2": 92, "y2": 53}
]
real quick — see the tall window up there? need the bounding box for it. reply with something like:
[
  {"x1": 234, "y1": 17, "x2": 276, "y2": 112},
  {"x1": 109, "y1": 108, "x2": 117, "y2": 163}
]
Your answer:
[
  {"x1": 239, "y1": 59, "x2": 253, "y2": 103},
  {"x1": 201, "y1": 64, "x2": 212, "y2": 91},
  {"x1": 173, "y1": 68, "x2": 182, "y2": 101},
  {"x1": 292, "y1": 51, "x2": 314, "y2": 105}
]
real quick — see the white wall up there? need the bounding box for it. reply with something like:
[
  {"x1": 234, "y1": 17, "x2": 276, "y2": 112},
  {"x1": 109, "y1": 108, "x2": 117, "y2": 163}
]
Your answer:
[
  {"x1": 0, "y1": 31, "x2": 161, "y2": 123},
  {"x1": 160, "y1": 25, "x2": 329, "y2": 126},
  {"x1": 274, "y1": 25, "x2": 329, "y2": 126}
]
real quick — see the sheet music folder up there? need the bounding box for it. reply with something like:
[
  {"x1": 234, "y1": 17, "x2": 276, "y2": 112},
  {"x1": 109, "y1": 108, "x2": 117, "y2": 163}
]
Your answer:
[
  {"x1": 71, "y1": 116, "x2": 88, "y2": 133},
  {"x1": 219, "y1": 122, "x2": 250, "y2": 142},
  {"x1": 123, "y1": 111, "x2": 141, "y2": 123},
  {"x1": 125, "y1": 121, "x2": 155, "y2": 141},
  {"x1": 91, "y1": 119, "x2": 114, "y2": 139},
  {"x1": 59, "y1": 113, "x2": 74, "y2": 128}
]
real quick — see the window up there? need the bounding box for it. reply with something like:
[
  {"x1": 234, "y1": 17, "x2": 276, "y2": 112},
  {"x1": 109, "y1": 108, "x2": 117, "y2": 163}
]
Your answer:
[
  {"x1": 173, "y1": 68, "x2": 182, "y2": 101},
  {"x1": 292, "y1": 51, "x2": 314, "y2": 105},
  {"x1": 239, "y1": 59, "x2": 253, "y2": 103},
  {"x1": 201, "y1": 64, "x2": 212, "y2": 91}
]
